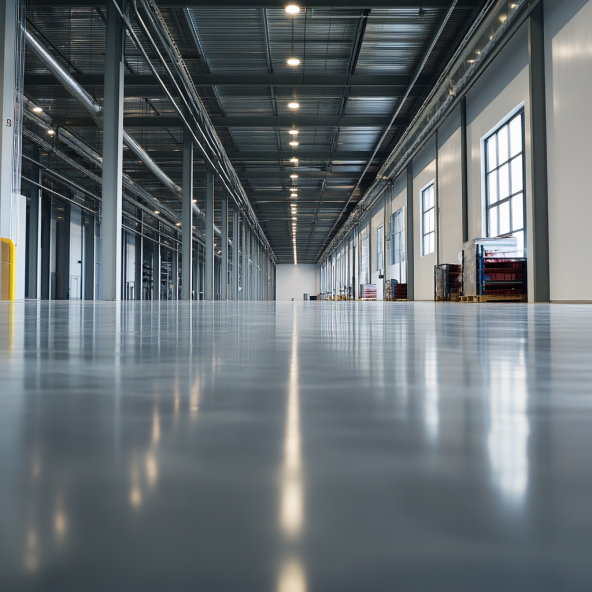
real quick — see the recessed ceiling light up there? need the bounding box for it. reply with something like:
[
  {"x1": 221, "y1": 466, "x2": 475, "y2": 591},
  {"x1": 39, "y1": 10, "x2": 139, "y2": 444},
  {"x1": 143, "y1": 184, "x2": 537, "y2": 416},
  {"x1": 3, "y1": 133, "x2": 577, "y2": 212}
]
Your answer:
[
  {"x1": 290, "y1": 174, "x2": 298, "y2": 179},
  {"x1": 285, "y1": 5, "x2": 300, "y2": 14},
  {"x1": 289, "y1": 141, "x2": 299, "y2": 146},
  {"x1": 33, "y1": 106, "x2": 43, "y2": 113},
  {"x1": 287, "y1": 58, "x2": 301, "y2": 66},
  {"x1": 288, "y1": 102, "x2": 300, "y2": 109},
  {"x1": 289, "y1": 129, "x2": 299, "y2": 135}
]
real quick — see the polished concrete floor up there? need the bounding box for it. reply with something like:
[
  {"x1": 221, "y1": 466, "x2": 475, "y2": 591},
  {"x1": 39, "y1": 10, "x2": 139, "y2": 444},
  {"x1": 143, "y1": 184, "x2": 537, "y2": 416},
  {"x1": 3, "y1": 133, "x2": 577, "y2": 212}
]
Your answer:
[{"x1": 1, "y1": 301, "x2": 591, "y2": 591}]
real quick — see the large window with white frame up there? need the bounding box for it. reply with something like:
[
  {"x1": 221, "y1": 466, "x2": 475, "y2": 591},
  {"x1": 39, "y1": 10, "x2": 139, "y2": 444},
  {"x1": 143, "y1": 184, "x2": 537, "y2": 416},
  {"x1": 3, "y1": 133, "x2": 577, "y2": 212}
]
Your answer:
[
  {"x1": 377, "y1": 225, "x2": 384, "y2": 270},
  {"x1": 484, "y1": 110, "x2": 525, "y2": 254},
  {"x1": 391, "y1": 207, "x2": 405, "y2": 265},
  {"x1": 421, "y1": 182, "x2": 435, "y2": 256}
]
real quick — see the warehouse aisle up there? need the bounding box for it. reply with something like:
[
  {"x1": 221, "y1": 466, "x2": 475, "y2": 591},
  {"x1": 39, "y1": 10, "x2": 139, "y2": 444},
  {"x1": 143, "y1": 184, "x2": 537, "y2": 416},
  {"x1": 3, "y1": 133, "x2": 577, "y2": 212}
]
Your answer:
[{"x1": 0, "y1": 301, "x2": 591, "y2": 591}]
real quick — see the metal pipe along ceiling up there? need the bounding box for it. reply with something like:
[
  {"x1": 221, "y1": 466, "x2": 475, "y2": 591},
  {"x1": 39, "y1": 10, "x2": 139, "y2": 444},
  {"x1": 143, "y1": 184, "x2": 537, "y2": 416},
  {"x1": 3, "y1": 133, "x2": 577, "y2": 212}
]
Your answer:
[
  {"x1": 24, "y1": 28, "x2": 224, "y2": 236},
  {"x1": 25, "y1": 29, "x2": 181, "y2": 199}
]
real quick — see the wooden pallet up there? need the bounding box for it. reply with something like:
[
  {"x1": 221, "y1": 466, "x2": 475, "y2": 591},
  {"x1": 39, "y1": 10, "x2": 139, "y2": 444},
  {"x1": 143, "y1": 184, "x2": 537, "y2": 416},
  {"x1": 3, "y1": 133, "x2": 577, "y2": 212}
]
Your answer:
[{"x1": 461, "y1": 294, "x2": 527, "y2": 303}]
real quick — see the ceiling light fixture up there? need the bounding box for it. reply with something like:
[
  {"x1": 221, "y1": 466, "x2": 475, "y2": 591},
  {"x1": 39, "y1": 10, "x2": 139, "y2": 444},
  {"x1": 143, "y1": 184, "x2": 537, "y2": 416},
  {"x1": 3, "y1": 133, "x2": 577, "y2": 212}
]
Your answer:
[
  {"x1": 192, "y1": 199, "x2": 197, "y2": 203},
  {"x1": 290, "y1": 157, "x2": 298, "y2": 163},
  {"x1": 288, "y1": 102, "x2": 300, "y2": 109},
  {"x1": 289, "y1": 141, "x2": 299, "y2": 146},
  {"x1": 290, "y1": 174, "x2": 298, "y2": 179},
  {"x1": 285, "y1": 5, "x2": 300, "y2": 14},
  {"x1": 291, "y1": 193, "x2": 298, "y2": 197},
  {"x1": 287, "y1": 58, "x2": 300, "y2": 66},
  {"x1": 154, "y1": 210, "x2": 160, "y2": 215},
  {"x1": 289, "y1": 129, "x2": 299, "y2": 135},
  {"x1": 176, "y1": 222, "x2": 181, "y2": 226},
  {"x1": 33, "y1": 106, "x2": 43, "y2": 113},
  {"x1": 47, "y1": 129, "x2": 55, "y2": 135}
]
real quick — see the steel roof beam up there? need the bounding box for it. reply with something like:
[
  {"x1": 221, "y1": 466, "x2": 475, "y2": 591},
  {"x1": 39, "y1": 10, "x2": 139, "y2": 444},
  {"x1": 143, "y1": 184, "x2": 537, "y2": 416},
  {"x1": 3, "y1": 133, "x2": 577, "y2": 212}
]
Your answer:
[
  {"x1": 32, "y1": 0, "x2": 481, "y2": 8},
  {"x1": 136, "y1": 150, "x2": 388, "y2": 160},
  {"x1": 60, "y1": 115, "x2": 406, "y2": 128},
  {"x1": 24, "y1": 73, "x2": 431, "y2": 88}
]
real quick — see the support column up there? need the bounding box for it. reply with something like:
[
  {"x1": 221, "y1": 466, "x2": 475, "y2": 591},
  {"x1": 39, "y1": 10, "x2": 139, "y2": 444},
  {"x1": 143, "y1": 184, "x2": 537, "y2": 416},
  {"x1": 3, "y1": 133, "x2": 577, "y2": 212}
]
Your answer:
[
  {"x1": 406, "y1": 163, "x2": 414, "y2": 301},
  {"x1": 241, "y1": 213, "x2": 246, "y2": 300},
  {"x1": 460, "y1": 97, "x2": 469, "y2": 244},
  {"x1": 232, "y1": 205, "x2": 239, "y2": 300},
  {"x1": 205, "y1": 166, "x2": 214, "y2": 300},
  {"x1": 528, "y1": 2, "x2": 550, "y2": 302},
  {"x1": 26, "y1": 146, "x2": 42, "y2": 298},
  {"x1": 221, "y1": 189, "x2": 228, "y2": 300},
  {"x1": 101, "y1": 0, "x2": 125, "y2": 301},
  {"x1": 181, "y1": 121, "x2": 193, "y2": 300},
  {"x1": 0, "y1": 0, "x2": 20, "y2": 299},
  {"x1": 246, "y1": 225, "x2": 251, "y2": 300}
]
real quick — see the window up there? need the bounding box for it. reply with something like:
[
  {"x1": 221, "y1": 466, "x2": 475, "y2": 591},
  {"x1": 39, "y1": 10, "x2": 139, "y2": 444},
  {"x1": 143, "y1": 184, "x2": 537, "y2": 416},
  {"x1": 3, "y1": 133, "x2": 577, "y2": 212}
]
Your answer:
[
  {"x1": 485, "y1": 111, "x2": 525, "y2": 254},
  {"x1": 377, "y1": 226, "x2": 384, "y2": 270},
  {"x1": 391, "y1": 207, "x2": 405, "y2": 265},
  {"x1": 360, "y1": 230, "x2": 369, "y2": 284},
  {"x1": 421, "y1": 183, "x2": 435, "y2": 256}
]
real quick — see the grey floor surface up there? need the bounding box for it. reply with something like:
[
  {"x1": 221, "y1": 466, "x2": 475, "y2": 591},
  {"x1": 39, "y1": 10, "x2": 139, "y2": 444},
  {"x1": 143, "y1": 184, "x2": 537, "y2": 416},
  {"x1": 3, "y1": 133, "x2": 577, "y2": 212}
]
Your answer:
[{"x1": 0, "y1": 301, "x2": 591, "y2": 591}]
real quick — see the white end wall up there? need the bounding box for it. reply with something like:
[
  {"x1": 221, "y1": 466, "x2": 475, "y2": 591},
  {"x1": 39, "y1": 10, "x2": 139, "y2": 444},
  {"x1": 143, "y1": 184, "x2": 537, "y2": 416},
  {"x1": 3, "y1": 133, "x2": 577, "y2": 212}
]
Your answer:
[{"x1": 276, "y1": 264, "x2": 320, "y2": 301}]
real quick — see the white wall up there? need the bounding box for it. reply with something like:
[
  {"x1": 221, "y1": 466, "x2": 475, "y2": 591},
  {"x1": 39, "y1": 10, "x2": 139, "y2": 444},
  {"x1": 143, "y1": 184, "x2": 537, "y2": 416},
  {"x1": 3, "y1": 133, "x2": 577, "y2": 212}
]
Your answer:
[
  {"x1": 466, "y1": 25, "x2": 532, "y2": 297},
  {"x1": 413, "y1": 137, "x2": 438, "y2": 300},
  {"x1": 437, "y1": 105, "x2": 464, "y2": 264},
  {"x1": 545, "y1": 0, "x2": 592, "y2": 301},
  {"x1": 276, "y1": 264, "x2": 320, "y2": 301},
  {"x1": 322, "y1": 0, "x2": 592, "y2": 303}
]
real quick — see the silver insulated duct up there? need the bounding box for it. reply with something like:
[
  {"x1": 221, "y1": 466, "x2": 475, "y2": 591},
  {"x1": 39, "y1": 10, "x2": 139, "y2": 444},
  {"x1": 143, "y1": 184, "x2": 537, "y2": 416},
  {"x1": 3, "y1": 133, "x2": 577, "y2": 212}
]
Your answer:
[{"x1": 25, "y1": 29, "x2": 182, "y2": 199}]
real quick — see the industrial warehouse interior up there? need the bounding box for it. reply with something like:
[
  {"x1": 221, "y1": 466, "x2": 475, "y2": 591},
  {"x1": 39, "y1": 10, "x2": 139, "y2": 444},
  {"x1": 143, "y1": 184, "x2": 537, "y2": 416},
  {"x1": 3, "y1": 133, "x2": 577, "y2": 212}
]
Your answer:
[{"x1": 1, "y1": 0, "x2": 592, "y2": 589}]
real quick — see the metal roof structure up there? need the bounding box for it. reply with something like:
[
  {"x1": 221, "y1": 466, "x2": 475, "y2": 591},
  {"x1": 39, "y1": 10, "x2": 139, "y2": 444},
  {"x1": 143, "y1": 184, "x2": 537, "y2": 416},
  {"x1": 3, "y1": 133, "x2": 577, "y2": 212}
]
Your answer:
[{"x1": 23, "y1": 0, "x2": 483, "y2": 263}]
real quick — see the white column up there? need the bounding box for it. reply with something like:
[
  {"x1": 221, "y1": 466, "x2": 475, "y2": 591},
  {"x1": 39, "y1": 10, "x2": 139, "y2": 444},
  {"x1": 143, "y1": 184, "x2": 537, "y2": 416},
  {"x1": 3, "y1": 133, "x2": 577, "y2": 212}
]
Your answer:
[{"x1": 0, "y1": 0, "x2": 24, "y2": 300}]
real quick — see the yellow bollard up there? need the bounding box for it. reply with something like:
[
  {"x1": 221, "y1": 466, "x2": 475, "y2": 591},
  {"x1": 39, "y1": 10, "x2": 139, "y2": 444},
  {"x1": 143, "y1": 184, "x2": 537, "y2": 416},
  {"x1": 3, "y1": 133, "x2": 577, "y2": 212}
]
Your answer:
[{"x1": 1, "y1": 238, "x2": 16, "y2": 301}]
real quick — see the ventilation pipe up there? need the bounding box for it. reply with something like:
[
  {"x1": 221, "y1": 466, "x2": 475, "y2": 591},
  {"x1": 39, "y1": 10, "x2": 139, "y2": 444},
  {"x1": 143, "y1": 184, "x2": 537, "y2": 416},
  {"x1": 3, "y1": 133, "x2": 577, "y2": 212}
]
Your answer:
[
  {"x1": 25, "y1": 30, "x2": 222, "y2": 235},
  {"x1": 25, "y1": 29, "x2": 181, "y2": 199}
]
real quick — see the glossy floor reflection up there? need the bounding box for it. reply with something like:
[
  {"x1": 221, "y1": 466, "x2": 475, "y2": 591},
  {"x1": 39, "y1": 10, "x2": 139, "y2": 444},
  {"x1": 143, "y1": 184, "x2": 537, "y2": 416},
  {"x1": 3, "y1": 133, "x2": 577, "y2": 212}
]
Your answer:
[{"x1": 1, "y1": 301, "x2": 592, "y2": 591}]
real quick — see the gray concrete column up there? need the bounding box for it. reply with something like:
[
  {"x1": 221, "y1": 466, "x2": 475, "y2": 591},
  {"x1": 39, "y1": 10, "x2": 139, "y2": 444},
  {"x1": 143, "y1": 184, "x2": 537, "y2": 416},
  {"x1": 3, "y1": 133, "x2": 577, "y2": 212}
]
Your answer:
[
  {"x1": 529, "y1": 2, "x2": 550, "y2": 302},
  {"x1": 181, "y1": 122, "x2": 193, "y2": 300},
  {"x1": 26, "y1": 146, "x2": 42, "y2": 299},
  {"x1": 205, "y1": 166, "x2": 214, "y2": 300},
  {"x1": 101, "y1": 0, "x2": 125, "y2": 300},
  {"x1": 221, "y1": 189, "x2": 228, "y2": 300},
  {"x1": 406, "y1": 163, "x2": 414, "y2": 301},
  {"x1": 232, "y1": 205, "x2": 239, "y2": 300}
]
